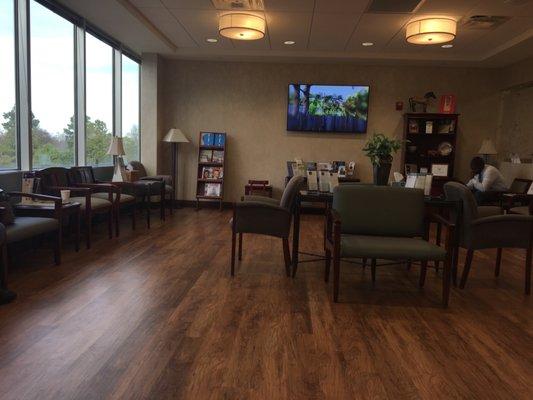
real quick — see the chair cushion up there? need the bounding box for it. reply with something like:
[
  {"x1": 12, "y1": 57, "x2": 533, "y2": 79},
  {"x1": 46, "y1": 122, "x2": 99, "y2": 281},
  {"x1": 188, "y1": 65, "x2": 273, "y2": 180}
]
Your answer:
[
  {"x1": 71, "y1": 196, "x2": 112, "y2": 212},
  {"x1": 130, "y1": 180, "x2": 163, "y2": 195},
  {"x1": 0, "y1": 201, "x2": 15, "y2": 225},
  {"x1": 5, "y1": 217, "x2": 58, "y2": 243},
  {"x1": 478, "y1": 206, "x2": 502, "y2": 218},
  {"x1": 509, "y1": 206, "x2": 530, "y2": 216},
  {"x1": 340, "y1": 234, "x2": 447, "y2": 261},
  {"x1": 165, "y1": 184, "x2": 173, "y2": 194},
  {"x1": 242, "y1": 195, "x2": 279, "y2": 206},
  {"x1": 93, "y1": 193, "x2": 135, "y2": 203}
]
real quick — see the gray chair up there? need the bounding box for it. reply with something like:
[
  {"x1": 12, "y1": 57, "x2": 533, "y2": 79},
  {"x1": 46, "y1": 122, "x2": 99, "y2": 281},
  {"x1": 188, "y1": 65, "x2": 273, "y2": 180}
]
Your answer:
[
  {"x1": 325, "y1": 185, "x2": 454, "y2": 307},
  {"x1": 444, "y1": 182, "x2": 533, "y2": 294},
  {"x1": 231, "y1": 175, "x2": 305, "y2": 276},
  {"x1": 0, "y1": 222, "x2": 16, "y2": 304}
]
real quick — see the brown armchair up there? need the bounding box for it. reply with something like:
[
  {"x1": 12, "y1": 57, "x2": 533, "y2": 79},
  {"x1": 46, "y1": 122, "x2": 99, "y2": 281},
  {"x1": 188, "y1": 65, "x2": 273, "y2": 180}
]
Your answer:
[
  {"x1": 36, "y1": 167, "x2": 114, "y2": 249},
  {"x1": 69, "y1": 166, "x2": 137, "y2": 237},
  {"x1": 127, "y1": 161, "x2": 171, "y2": 219},
  {"x1": 0, "y1": 191, "x2": 62, "y2": 299},
  {"x1": 444, "y1": 182, "x2": 533, "y2": 295},
  {"x1": 231, "y1": 175, "x2": 304, "y2": 276}
]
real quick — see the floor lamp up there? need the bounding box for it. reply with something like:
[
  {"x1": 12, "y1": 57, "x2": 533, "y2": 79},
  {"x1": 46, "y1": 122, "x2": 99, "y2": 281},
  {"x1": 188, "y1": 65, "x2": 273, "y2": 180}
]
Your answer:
[{"x1": 163, "y1": 128, "x2": 189, "y2": 208}]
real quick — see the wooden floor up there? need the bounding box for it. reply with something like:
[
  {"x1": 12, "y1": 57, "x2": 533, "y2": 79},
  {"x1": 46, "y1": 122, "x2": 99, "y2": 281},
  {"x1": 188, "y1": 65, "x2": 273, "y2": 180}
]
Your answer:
[{"x1": 0, "y1": 209, "x2": 531, "y2": 400}]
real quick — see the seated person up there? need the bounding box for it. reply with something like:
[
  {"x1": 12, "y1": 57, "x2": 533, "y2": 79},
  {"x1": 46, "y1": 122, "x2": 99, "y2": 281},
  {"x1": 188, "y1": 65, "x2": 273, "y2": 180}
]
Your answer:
[{"x1": 466, "y1": 156, "x2": 508, "y2": 204}]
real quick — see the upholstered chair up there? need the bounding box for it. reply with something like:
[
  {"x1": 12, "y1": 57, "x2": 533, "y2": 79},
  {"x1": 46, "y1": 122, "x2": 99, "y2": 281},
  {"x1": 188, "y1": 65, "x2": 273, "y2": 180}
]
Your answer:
[
  {"x1": 36, "y1": 167, "x2": 114, "y2": 249},
  {"x1": 444, "y1": 182, "x2": 533, "y2": 294},
  {"x1": 231, "y1": 175, "x2": 305, "y2": 276},
  {"x1": 127, "y1": 161, "x2": 171, "y2": 219},
  {"x1": 69, "y1": 166, "x2": 137, "y2": 236},
  {"x1": 325, "y1": 185, "x2": 454, "y2": 306}
]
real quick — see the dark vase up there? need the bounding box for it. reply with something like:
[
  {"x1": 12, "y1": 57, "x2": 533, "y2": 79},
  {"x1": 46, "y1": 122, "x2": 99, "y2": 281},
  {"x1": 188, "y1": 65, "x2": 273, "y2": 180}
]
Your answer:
[{"x1": 373, "y1": 162, "x2": 392, "y2": 186}]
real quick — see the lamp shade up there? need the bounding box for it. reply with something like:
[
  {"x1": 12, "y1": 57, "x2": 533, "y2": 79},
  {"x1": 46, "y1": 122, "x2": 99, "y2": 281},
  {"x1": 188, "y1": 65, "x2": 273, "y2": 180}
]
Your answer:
[
  {"x1": 163, "y1": 128, "x2": 189, "y2": 143},
  {"x1": 406, "y1": 18, "x2": 456, "y2": 45},
  {"x1": 107, "y1": 136, "x2": 125, "y2": 156},
  {"x1": 478, "y1": 139, "x2": 497, "y2": 155},
  {"x1": 219, "y1": 13, "x2": 265, "y2": 40}
]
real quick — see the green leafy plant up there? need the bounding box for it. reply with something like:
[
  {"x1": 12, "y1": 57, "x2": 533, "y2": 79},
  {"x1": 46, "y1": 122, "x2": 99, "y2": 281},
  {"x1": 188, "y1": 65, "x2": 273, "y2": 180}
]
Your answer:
[{"x1": 363, "y1": 133, "x2": 402, "y2": 166}]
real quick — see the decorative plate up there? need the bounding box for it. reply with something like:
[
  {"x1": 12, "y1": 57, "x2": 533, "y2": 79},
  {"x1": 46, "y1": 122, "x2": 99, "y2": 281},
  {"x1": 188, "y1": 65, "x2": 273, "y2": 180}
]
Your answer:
[{"x1": 438, "y1": 141, "x2": 453, "y2": 156}]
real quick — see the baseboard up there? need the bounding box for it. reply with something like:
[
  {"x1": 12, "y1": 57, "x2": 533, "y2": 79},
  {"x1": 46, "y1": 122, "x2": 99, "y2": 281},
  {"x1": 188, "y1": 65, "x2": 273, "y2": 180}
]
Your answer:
[{"x1": 175, "y1": 200, "x2": 233, "y2": 209}]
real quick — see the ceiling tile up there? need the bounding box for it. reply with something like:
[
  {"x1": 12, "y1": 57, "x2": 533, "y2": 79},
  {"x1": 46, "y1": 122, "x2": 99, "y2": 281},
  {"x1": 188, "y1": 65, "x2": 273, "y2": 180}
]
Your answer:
[
  {"x1": 308, "y1": 13, "x2": 360, "y2": 51},
  {"x1": 131, "y1": 0, "x2": 164, "y2": 7},
  {"x1": 139, "y1": 7, "x2": 198, "y2": 46},
  {"x1": 468, "y1": 0, "x2": 533, "y2": 17},
  {"x1": 264, "y1": 0, "x2": 315, "y2": 12},
  {"x1": 168, "y1": 9, "x2": 235, "y2": 48},
  {"x1": 162, "y1": 0, "x2": 215, "y2": 9},
  {"x1": 346, "y1": 13, "x2": 411, "y2": 51},
  {"x1": 416, "y1": 0, "x2": 479, "y2": 15},
  {"x1": 315, "y1": 0, "x2": 368, "y2": 14},
  {"x1": 266, "y1": 11, "x2": 312, "y2": 50}
]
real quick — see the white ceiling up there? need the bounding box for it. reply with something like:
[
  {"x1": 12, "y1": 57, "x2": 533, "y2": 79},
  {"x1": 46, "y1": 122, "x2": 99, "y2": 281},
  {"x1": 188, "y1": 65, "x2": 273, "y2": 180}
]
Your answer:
[{"x1": 58, "y1": 0, "x2": 533, "y2": 67}]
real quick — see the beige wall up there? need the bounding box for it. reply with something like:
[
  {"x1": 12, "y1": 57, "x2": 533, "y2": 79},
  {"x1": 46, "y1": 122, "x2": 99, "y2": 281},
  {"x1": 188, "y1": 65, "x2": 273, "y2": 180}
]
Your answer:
[{"x1": 157, "y1": 59, "x2": 502, "y2": 202}]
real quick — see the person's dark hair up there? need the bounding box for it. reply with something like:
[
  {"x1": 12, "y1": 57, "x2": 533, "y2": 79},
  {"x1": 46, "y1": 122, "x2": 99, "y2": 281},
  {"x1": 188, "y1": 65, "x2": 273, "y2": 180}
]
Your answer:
[{"x1": 470, "y1": 156, "x2": 485, "y2": 172}]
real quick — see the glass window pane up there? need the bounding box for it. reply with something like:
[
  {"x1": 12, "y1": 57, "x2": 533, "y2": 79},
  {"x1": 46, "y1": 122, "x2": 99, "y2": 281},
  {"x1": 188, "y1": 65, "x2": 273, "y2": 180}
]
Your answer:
[
  {"x1": 122, "y1": 56, "x2": 140, "y2": 163},
  {"x1": 30, "y1": 0, "x2": 75, "y2": 168},
  {"x1": 86, "y1": 33, "x2": 113, "y2": 166},
  {"x1": 0, "y1": 0, "x2": 17, "y2": 170}
]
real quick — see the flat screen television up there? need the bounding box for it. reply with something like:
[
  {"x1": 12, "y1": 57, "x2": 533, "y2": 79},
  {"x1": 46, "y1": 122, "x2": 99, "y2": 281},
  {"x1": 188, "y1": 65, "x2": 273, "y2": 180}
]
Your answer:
[{"x1": 287, "y1": 84, "x2": 370, "y2": 133}]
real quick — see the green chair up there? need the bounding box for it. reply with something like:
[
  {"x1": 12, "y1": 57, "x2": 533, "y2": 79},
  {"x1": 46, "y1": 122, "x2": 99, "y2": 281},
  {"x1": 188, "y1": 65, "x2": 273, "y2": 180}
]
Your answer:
[
  {"x1": 231, "y1": 175, "x2": 305, "y2": 276},
  {"x1": 325, "y1": 185, "x2": 454, "y2": 307},
  {"x1": 444, "y1": 182, "x2": 533, "y2": 294}
]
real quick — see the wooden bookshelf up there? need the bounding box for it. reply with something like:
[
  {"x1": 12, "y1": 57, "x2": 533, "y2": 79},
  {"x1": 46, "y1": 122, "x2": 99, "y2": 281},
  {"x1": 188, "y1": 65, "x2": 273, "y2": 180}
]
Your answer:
[
  {"x1": 195, "y1": 132, "x2": 227, "y2": 210},
  {"x1": 401, "y1": 113, "x2": 459, "y2": 196}
]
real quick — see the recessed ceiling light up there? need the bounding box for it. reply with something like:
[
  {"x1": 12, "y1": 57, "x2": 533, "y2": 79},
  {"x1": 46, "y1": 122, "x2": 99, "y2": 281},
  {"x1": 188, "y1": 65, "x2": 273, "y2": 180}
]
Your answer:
[
  {"x1": 206, "y1": 38, "x2": 218, "y2": 43},
  {"x1": 362, "y1": 42, "x2": 374, "y2": 47},
  {"x1": 284, "y1": 40, "x2": 295, "y2": 45},
  {"x1": 442, "y1": 44, "x2": 453, "y2": 48}
]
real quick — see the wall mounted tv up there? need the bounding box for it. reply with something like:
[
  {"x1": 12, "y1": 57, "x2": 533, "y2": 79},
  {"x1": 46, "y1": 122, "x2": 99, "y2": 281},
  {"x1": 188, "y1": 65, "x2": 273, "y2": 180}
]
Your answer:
[{"x1": 287, "y1": 84, "x2": 370, "y2": 133}]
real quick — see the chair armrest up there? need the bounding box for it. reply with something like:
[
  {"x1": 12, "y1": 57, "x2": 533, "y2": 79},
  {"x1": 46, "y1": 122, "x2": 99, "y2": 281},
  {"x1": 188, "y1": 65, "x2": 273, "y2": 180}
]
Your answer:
[
  {"x1": 428, "y1": 212, "x2": 455, "y2": 228},
  {"x1": 141, "y1": 175, "x2": 172, "y2": 186},
  {"x1": 234, "y1": 201, "x2": 291, "y2": 236},
  {"x1": 241, "y1": 195, "x2": 278, "y2": 206},
  {"x1": 469, "y1": 214, "x2": 533, "y2": 249},
  {"x1": 47, "y1": 186, "x2": 92, "y2": 196},
  {"x1": 9, "y1": 192, "x2": 62, "y2": 216}
]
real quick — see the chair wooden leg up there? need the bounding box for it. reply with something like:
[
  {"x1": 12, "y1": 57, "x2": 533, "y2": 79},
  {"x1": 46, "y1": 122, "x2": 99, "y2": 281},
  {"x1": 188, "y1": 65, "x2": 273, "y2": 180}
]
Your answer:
[
  {"x1": 115, "y1": 205, "x2": 120, "y2": 238},
  {"x1": 362, "y1": 257, "x2": 367, "y2": 269},
  {"x1": 238, "y1": 233, "x2": 243, "y2": 261},
  {"x1": 1, "y1": 246, "x2": 8, "y2": 288},
  {"x1": 131, "y1": 203, "x2": 136, "y2": 230},
  {"x1": 86, "y1": 212, "x2": 92, "y2": 249},
  {"x1": 108, "y1": 209, "x2": 113, "y2": 239},
  {"x1": 54, "y1": 228, "x2": 61, "y2": 266},
  {"x1": 452, "y1": 245, "x2": 459, "y2": 287},
  {"x1": 231, "y1": 229, "x2": 236, "y2": 277},
  {"x1": 146, "y1": 196, "x2": 151, "y2": 229},
  {"x1": 419, "y1": 261, "x2": 427, "y2": 288},
  {"x1": 333, "y1": 251, "x2": 340, "y2": 302},
  {"x1": 526, "y1": 246, "x2": 532, "y2": 295},
  {"x1": 282, "y1": 238, "x2": 291, "y2": 277},
  {"x1": 325, "y1": 249, "x2": 331, "y2": 282},
  {"x1": 460, "y1": 249, "x2": 474, "y2": 289},
  {"x1": 442, "y1": 255, "x2": 451, "y2": 307},
  {"x1": 495, "y1": 248, "x2": 502, "y2": 277},
  {"x1": 160, "y1": 187, "x2": 165, "y2": 221},
  {"x1": 371, "y1": 259, "x2": 377, "y2": 284}
]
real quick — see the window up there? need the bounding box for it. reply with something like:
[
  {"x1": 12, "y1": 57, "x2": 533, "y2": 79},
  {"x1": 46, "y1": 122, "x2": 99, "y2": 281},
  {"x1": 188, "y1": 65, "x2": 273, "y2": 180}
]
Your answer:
[
  {"x1": 30, "y1": 0, "x2": 75, "y2": 168},
  {"x1": 0, "y1": 0, "x2": 17, "y2": 169},
  {"x1": 122, "y1": 55, "x2": 140, "y2": 163},
  {"x1": 85, "y1": 33, "x2": 113, "y2": 166}
]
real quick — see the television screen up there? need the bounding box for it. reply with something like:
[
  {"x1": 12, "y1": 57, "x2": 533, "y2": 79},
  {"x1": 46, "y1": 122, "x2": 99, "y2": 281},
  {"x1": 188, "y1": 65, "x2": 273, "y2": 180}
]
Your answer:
[{"x1": 287, "y1": 84, "x2": 370, "y2": 133}]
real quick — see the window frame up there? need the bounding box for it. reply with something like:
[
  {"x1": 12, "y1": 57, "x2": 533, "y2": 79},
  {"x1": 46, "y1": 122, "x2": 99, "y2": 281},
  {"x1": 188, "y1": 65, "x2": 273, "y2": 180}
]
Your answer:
[
  {"x1": 8, "y1": 0, "x2": 141, "y2": 171},
  {"x1": 121, "y1": 53, "x2": 141, "y2": 164}
]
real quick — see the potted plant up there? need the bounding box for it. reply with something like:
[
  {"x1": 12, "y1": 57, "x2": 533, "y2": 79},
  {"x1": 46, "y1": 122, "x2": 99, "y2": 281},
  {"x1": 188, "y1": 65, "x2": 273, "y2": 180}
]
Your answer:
[{"x1": 363, "y1": 133, "x2": 402, "y2": 185}]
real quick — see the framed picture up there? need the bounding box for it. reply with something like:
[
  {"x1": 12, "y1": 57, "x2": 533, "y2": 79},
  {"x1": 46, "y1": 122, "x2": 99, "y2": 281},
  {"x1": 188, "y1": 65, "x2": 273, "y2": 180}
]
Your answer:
[
  {"x1": 338, "y1": 165, "x2": 347, "y2": 178},
  {"x1": 408, "y1": 119, "x2": 419, "y2": 134},
  {"x1": 431, "y1": 163, "x2": 449, "y2": 177},
  {"x1": 439, "y1": 95, "x2": 456, "y2": 114}
]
